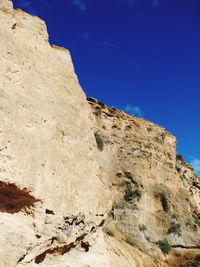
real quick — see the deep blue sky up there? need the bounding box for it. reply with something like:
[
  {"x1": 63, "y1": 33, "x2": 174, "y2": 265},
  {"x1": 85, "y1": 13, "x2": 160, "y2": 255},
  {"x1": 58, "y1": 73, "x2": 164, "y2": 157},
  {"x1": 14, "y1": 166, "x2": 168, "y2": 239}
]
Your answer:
[{"x1": 13, "y1": 0, "x2": 200, "y2": 174}]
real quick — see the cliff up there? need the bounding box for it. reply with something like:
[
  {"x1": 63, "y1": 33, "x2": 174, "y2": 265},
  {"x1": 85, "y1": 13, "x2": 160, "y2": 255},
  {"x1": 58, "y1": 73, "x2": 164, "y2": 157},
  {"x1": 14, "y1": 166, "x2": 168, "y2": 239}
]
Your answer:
[{"x1": 0, "y1": 1, "x2": 199, "y2": 266}]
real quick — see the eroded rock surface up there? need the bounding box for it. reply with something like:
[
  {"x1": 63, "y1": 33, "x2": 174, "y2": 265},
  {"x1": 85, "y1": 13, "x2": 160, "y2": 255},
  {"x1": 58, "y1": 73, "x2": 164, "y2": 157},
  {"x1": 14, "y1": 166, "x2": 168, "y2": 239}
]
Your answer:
[
  {"x1": 0, "y1": 1, "x2": 199, "y2": 266},
  {"x1": 88, "y1": 99, "x2": 200, "y2": 267}
]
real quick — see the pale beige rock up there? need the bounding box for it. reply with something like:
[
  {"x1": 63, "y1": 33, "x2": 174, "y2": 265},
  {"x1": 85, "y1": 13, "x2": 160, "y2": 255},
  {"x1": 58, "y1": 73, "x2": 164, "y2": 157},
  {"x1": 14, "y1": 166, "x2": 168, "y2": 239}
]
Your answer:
[
  {"x1": 0, "y1": 0, "x2": 111, "y2": 217},
  {"x1": 0, "y1": 1, "x2": 110, "y2": 266},
  {"x1": 89, "y1": 100, "x2": 200, "y2": 266},
  {"x1": 0, "y1": 0, "x2": 12, "y2": 9}
]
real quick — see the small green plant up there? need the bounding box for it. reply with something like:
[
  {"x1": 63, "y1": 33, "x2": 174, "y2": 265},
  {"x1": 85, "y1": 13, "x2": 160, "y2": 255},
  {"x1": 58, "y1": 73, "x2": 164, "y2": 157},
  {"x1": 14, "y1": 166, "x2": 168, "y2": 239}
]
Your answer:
[
  {"x1": 194, "y1": 255, "x2": 200, "y2": 263},
  {"x1": 139, "y1": 224, "x2": 147, "y2": 232},
  {"x1": 167, "y1": 222, "x2": 181, "y2": 236},
  {"x1": 124, "y1": 188, "x2": 142, "y2": 201},
  {"x1": 157, "y1": 239, "x2": 171, "y2": 254},
  {"x1": 94, "y1": 132, "x2": 104, "y2": 151},
  {"x1": 171, "y1": 213, "x2": 179, "y2": 220},
  {"x1": 125, "y1": 237, "x2": 135, "y2": 246},
  {"x1": 193, "y1": 214, "x2": 200, "y2": 227},
  {"x1": 192, "y1": 257, "x2": 200, "y2": 267},
  {"x1": 104, "y1": 228, "x2": 114, "y2": 237},
  {"x1": 112, "y1": 200, "x2": 126, "y2": 209}
]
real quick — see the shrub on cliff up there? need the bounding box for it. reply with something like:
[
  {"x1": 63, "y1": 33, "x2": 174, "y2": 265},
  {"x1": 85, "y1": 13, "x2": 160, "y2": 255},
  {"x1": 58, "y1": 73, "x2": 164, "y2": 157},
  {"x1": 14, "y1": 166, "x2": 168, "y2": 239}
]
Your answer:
[
  {"x1": 193, "y1": 213, "x2": 200, "y2": 227},
  {"x1": 194, "y1": 254, "x2": 200, "y2": 263},
  {"x1": 139, "y1": 224, "x2": 147, "y2": 232},
  {"x1": 94, "y1": 132, "x2": 104, "y2": 151},
  {"x1": 125, "y1": 237, "x2": 136, "y2": 246},
  {"x1": 157, "y1": 239, "x2": 171, "y2": 254},
  {"x1": 124, "y1": 188, "x2": 142, "y2": 201},
  {"x1": 113, "y1": 200, "x2": 126, "y2": 209},
  {"x1": 167, "y1": 222, "x2": 181, "y2": 236},
  {"x1": 192, "y1": 255, "x2": 200, "y2": 267}
]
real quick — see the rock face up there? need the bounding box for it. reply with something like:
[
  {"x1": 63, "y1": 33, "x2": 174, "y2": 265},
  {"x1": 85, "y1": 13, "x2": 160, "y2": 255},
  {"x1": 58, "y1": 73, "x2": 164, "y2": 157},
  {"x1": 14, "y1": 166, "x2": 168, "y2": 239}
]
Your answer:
[
  {"x1": 0, "y1": 1, "x2": 199, "y2": 266},
  {"x1": 0, "y1": 2, "x2": 110, "y2": 266},
  {"x1": 89, "y1": 101, "x2": 200, "y2": 267}
]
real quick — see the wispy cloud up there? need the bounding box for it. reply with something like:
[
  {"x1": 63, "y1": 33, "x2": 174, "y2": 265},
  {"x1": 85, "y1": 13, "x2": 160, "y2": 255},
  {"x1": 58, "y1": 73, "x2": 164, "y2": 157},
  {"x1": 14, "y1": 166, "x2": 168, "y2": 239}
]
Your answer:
[
  {"x1": 190, "y1": 159, "x2": 200, "y2": 175},
  {"x1": 152, "y1": 0, "x2": 160, "y2": 8},
  {"x1": 72, "y1": 0, "x2": 87, "y2": 12},
  {"x1": 17, "y1": 0, "x2": 38, "y2": 15},
  {"x1": 121, "y1": 104, "x2": 143, "y2": 117}
]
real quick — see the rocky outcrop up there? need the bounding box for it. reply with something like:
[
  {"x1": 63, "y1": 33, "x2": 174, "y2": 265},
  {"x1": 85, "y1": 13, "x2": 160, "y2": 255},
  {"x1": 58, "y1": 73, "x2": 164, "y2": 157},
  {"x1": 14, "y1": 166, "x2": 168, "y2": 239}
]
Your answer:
[
  {"x1": 0, "y1": 1, "x2": 199, "y2": 266},
  {"x1": 89, "y1": 99, "x2": 200, "y2": 267}
]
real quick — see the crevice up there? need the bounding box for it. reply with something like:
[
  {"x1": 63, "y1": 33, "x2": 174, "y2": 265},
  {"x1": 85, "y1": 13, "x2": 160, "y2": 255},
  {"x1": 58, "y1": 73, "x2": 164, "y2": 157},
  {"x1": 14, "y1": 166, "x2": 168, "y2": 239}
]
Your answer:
[
  {"x1": 17, "y1": 254, "x2": 27, "y2": 264},
  {"x1": 148, "y1": 239, "x2": 200, "y2": 251},
  {"x1": 19, "y1": 210, "x2": 107, "y2": 264},
  {"x1": 11, "y1": 23, "x2": 17, "y2": 30},
  {"x1": 81, "y1": 241, "x2": 90, "y2": 252},
  {"x1": 45, "y1": 209, "x2": 54, "y2": 215},
  {"x1": 171, "y1": 245, "x2": 200, "y2": 250},
  {"x1": 34, "y1": 233, "x2": 87, "y2": 264},
  {"x1": 17, "y1": 236, "x2": 59, "y2": 264},
  {"x1": 98, "y1": 219, "x2": 105, "y2": 227}
]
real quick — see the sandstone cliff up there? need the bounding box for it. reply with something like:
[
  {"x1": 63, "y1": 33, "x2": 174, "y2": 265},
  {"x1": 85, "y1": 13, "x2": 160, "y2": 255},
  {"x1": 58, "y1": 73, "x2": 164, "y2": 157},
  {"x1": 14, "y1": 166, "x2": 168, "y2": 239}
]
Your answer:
[
  {"x1": 89, "y1": 99, "x2": 200, "y2": 267},
  {"x1": 0, "y1": 1, "x2": 199, "y2": 266}
]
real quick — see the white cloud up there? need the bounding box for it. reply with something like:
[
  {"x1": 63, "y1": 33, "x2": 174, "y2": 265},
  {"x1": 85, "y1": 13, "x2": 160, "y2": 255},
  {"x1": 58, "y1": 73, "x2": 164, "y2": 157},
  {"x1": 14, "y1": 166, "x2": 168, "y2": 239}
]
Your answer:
[
  {"x1": 121, "y1": 104, "x2": 143, "y2": 117},
  {"x1": 72, "y1": 0, "x2": 87, "y2": 12},
  {"x1": 190, "y1": 159, "x2": 200, "y2": 175},
  {"x1": 152, "y1": 0, "x2": 160, "y2": 8}
]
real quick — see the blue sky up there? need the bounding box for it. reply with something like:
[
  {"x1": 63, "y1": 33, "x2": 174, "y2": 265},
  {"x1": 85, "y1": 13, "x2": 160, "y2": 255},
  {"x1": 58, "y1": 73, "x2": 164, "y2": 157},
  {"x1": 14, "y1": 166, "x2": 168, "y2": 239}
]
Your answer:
[{"x1": 13, "y1": 0, "x2": 200, "y2": 174}]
